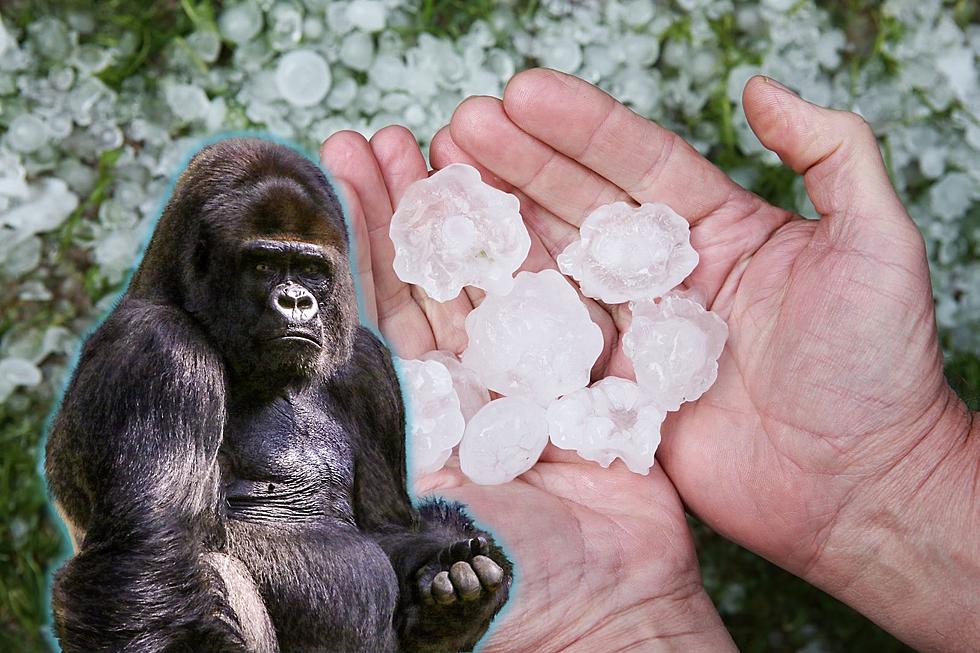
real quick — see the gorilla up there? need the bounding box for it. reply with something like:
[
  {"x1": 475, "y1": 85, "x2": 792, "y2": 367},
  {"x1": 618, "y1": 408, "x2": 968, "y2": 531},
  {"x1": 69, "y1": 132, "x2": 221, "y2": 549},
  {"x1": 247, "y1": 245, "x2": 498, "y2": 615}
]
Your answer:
[{"x1": 44, "y1": 137, "x2": 512, "y2": 653}]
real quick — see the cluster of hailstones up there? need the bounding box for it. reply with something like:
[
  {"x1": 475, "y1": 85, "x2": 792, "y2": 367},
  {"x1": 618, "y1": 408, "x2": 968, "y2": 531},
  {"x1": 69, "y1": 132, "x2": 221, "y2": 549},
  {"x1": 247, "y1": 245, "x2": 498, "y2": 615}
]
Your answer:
[{"x1": 390, "y1": 164, "x2": 727, "y2": 485}]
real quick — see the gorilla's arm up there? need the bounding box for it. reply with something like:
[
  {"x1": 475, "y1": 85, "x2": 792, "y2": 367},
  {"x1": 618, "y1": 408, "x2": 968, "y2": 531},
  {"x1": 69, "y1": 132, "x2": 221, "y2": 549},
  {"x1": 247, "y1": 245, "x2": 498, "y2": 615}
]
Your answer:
[
  {"x1": 332, "y1": 327, "x2": 511, "y2": 652},
  {"x1": 45, "y1": 300, "x2": 249, "y2": 653}
]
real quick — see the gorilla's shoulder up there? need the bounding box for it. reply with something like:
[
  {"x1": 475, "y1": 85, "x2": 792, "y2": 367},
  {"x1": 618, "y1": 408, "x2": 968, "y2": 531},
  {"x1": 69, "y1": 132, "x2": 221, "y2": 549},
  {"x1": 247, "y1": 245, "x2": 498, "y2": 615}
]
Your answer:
[{"x1": 77, "y1": 298, "x2": 222, "y2": 379}]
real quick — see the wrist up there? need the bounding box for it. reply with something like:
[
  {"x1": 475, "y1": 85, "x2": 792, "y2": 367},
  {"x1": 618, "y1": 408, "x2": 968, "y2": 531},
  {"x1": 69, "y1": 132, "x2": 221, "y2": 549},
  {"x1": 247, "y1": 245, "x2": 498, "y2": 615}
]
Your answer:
[{"x1": 808, "y1": 389, "x2": 980, "y2": 652}]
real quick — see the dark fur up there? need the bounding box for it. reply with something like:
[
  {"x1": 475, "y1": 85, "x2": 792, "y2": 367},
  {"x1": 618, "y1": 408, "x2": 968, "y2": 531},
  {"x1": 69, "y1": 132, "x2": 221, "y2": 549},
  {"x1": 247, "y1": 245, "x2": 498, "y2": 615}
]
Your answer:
[{"x1": 45, "y1": 137, "x2": 511, "y2": 653}]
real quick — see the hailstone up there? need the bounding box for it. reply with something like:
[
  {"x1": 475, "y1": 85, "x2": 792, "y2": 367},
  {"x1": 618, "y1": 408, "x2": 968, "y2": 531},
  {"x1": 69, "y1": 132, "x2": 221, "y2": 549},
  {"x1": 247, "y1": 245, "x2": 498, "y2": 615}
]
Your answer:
[
  {"x1": 389, "y1": 164, "x2": 531, "y2": 302},
  {"x1": 623, "y1": 293, "x2": 728, "y2": 411},
  {"x1": 396, "y1": 357, "x2": 465, "y2": 476},
  {"x1": 547, "y1": 377, "x2": 666, "y2": 474},
  {"x1": 557, "y1": 201, "x2": 698, "y2": 303},
  {"x1": 461, "y1": 269, "x2": 604, "y2": 405},
  {"x1": 459, "y1": 397, "x2": 549, "y2": 486},
  {"x1": 420, "y1": 350, "x2": 490, "y2": 422}
]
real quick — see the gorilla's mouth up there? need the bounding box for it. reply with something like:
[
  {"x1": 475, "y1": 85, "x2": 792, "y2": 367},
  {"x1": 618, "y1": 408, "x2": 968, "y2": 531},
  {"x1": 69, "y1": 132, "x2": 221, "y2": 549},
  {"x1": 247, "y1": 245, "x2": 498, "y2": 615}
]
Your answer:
[{"x1": 269, "y1": 331, "x2": 322, "y2": 348}]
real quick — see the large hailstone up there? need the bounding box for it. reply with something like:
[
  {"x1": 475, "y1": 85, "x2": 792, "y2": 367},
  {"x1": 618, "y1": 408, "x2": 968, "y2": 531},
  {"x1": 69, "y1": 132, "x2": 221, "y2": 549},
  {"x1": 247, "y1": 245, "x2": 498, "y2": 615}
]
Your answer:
[
  {"x1": 396, "y1": 357, "x2": 465, "y2": 476},
  {"x1": 461, "y1": 269, "x2": 604, "y2": 405},
  {"x1": 389, "y1": 164, "x2": 531, "y2": 302},
  {"x1": 557, "y1": 201, "x2": 698, "y2": 303},
  {"x1": 547, "y1": 377, "x2": 666, "y2": 474},
  {"x1": 420, "y1": 350, "x2": 490, "y2": 422},
  {"x1": 623, "y1": 293, "x2": 728, "y2": 411},
  {"x1": 459, "y1": 397, "x2": 549, "y2": 485}
]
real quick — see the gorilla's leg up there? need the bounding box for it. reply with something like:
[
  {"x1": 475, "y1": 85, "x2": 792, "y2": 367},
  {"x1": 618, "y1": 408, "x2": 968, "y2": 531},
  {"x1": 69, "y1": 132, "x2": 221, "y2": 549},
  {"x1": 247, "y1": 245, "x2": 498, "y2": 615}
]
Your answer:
[
  {"x1": 205, "y1": 553, "x2": 279, "y2": 653},
  {"x1": 224, "y1": 520, "x2": 400, "y2": 653}
]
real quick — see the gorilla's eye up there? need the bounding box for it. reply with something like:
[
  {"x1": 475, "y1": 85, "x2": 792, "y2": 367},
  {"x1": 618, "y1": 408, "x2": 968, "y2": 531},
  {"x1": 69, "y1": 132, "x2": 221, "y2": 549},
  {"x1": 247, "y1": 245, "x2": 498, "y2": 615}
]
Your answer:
[
  {"x1": 302, "y1": 264, "x2": 318, "y2": 274},
  {"x1": 255, "y1": 263, "x2": 270, "y2": 273}
]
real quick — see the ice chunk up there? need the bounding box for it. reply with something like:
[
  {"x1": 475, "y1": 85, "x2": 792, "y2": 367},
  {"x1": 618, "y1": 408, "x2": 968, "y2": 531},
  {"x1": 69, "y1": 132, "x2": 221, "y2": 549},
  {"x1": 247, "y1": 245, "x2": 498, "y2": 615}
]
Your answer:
[
  {"x1": 7, "y1": 114, "x2": 49, "y2": 153},
  {"x1": 269, "y1": 4, "x2": 303, "y2": 51},
  {"x1": 557, "y1": 201, "x2": 698, "y2": 303},
  {"x1": 459, "y1": 397, "x2": 549, "y2": 485},
  {"x1": 397, "y1": 357, "x2": 465, "y2": 476},
  {"x1": 547, "y1": 377, "x2": 665, "y2": 474},
  {"x1": 275, "y1": 49, "x2": 331, "y2": 107},
  {"x1": 461, "y1": 269, "x2": 603, "y2": 404},
  {"x1": 623, "y1": 293, "x2": 728, "y2": 411},
  {"x1": 2, "y1": 177, "x2": 79, "y2": 234},
  {"x1": 0, "y1": 357, "x2": 42, "y2": 387},
  {"x1": 347, "y1": 0, "x2": 387, "y2": 33},
  {"x1": 390, "y1": 164, "x2": 530, "y2": 302},
  {"x1": 219, "y1": 1, "x2": 264, "y2": 44},
  {"x1": 339, "y1": 30, "x2": 375, "y2": 71},
  {"x1": 165, "y1": 83, "x2": 211, "y2": 122},
  {"x1": 420, "y1": 350, "x2": 490, "y2": 422}
]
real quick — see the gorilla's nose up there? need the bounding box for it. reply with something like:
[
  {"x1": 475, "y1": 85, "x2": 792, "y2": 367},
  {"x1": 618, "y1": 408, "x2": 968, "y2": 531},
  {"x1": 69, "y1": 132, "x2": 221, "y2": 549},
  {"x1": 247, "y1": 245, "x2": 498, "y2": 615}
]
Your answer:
[{"x1": 273, "y1": 283, "x2": 318, "y2": 323}]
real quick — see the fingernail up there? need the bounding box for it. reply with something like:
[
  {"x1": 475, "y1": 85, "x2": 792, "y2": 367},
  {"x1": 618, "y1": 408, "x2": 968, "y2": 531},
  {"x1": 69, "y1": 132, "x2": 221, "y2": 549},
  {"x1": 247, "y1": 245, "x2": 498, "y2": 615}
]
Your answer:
[{"x1": 763, "y1": 76, "x2": 798, "y2": 96}]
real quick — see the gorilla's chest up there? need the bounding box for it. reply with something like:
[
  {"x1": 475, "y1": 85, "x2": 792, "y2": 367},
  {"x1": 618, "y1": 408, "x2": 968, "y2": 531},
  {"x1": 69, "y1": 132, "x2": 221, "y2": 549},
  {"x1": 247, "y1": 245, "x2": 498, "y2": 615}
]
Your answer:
[{"x1": 220, "y1": 392, "x2": 356, "y2": 525}]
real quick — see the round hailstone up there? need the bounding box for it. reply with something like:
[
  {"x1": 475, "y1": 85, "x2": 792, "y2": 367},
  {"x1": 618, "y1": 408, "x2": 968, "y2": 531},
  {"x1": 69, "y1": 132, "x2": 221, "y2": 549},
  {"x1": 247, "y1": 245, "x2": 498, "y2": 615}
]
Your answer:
[
  {"x1": 219, "y1": 1, "x2": 264, "y2": 44},
  {"x1": 7, "y1": 114, "x2": 49, "y2": 153},
  {"x1": 459, "y1": 397, "x2": 549, "y2": 486},
  {"x1": 390, "y1": 163, "x2": 531, "y2": 302},
  {"x1": 420, "y1": 350, "x2": 490, "y2": 422},
  {"x1": 623, "y1": 293, "x2": 728, "y2": 411},
  {"x1": 461, "y1": 269, "x2": 604, "y2": 404},
  {"x1": 397, "y1": 357, "x2": 465, "y2": 476},
  {"x1": 547, "y1": 377, "x2": 666, "y2": 474},
  {"x1": 347, "y1": 0, "x2": 387, "y2": 33},
  {"x1": 557, "y1": 201, "x2": 698, "y2": 304},
  {"x1": 275, "y1": 49, "x2": 331, "y2": 108}
]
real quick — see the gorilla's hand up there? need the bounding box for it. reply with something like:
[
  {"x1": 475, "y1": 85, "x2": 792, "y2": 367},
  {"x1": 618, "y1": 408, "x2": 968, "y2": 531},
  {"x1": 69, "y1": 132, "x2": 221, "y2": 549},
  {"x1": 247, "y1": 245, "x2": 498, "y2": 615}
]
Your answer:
[{"x1": 320, "y1": 127, "x2": 736, "y2": 653}]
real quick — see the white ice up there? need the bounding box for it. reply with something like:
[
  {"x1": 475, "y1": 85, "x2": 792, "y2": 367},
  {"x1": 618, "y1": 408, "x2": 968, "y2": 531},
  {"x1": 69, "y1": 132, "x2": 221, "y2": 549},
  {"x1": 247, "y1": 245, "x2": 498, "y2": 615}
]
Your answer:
[
  {"x1": 547, "y1": 376, "x2": 666, "y2": 474},
  {"x1": 420, "y1": 350, "x2": 490, "y2": 422},
  {"x1": 390, "y1": 163, "x2": 530, "y2": 302},
  {"x1": 7, "y1": 114, "x2": 48, "y2": 153},
  {"x1": 459, "y1": 397, "x2": 549, "y2": 485},
  {"x1": 275, "y1": 49, "x2": 331, "y2": 108},
  {"x1": 396, "y1": 357, "x2": 465, "y2": 476},
  {"x1": 557, "y1": 201, "x2": 698, "y2": 304},
  {"x1": 461, "y1": 269, "x2": 603, "y2": 404},
  {"x1": 218, "y1": 1, "x2": 264, "y2": 44},
  {"x1": 623, "y1": 292, "x2": 728, "y2": 411}
]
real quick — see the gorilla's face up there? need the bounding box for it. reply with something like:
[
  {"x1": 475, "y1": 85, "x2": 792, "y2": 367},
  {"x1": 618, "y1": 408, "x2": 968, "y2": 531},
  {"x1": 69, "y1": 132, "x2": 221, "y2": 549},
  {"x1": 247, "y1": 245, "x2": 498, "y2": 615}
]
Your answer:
[
  {"x1": 234, "y1": 237, "x2": 339, "y2": 377},
  {"x1": 185, "y1": 179, "x2": 357, "y2": 386}
]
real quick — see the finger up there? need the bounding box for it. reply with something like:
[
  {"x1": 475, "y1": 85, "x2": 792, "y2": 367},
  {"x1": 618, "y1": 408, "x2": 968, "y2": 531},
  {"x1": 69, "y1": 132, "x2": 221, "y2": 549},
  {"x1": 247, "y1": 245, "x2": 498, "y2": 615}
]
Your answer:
[
  {"x1": 320, "y1": 131, "x2": 410, "y2": 315},
  {"x1": 333, "y1": 179, "x2": 378, "y2": 328},
  {"x1": 502, "y1": 68, "x2": 738, "y2": 222},
  {"x1": 370, "y1": 125, "x2": 475, "y2": 353},
  {"x1": 449, "y1": 95, "x2": 628, "y2": 226},
  {"x1": 470, "y1": 555, "x2": 504, "y2": 590},
  {"x1": 431, "y1": 571, "x2": 455, "y2": 604},
  {"x1": 470, "y1": 536, "x2": 489, "y2": 557},
  {"x1": 742, "y1": 75, "x2": 919, "y2": 246},
  {"x1": 449, "y1": 561, "x2": 482, "y2": 601},
  {"x1": 430, "y1": 126, "x2": 514, "y2": 192},
  {"x1": 369, "y1": 125, "x2": 428, "y2": 214}
]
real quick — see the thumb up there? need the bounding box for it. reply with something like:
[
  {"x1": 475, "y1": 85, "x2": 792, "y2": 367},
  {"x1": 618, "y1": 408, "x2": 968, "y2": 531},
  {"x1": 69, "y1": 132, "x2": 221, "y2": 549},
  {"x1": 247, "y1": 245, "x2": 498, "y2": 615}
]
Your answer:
[{"x1": 742, "y1": 75, "x2": 914, "y2": 245}]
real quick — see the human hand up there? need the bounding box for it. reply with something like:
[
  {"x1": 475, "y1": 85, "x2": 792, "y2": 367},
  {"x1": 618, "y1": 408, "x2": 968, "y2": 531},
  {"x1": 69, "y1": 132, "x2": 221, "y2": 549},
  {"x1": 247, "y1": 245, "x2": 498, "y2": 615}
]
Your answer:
[
  {"x1": 320, "y1": 127, "x2": 736, "y2": 653},
  {"x1": 434, "y1": 68, "x2": 980, "y2": 652}
]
